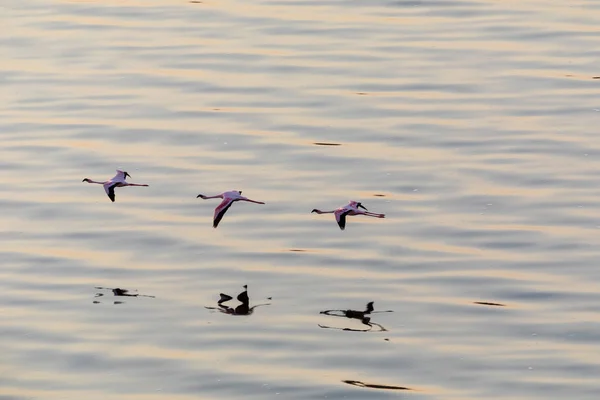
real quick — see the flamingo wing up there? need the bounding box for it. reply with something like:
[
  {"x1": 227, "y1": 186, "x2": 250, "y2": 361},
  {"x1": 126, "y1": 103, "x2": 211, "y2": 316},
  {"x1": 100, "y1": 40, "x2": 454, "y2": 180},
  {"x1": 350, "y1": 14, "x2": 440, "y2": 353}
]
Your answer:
[
  {"x1": 213, "y1": 198, "x2": 235, "y2": 228},
  {"x1": 335, "y1": 209, "x2": 351, "y2": 230},
  {"x1": 111, "y1": 170, "x2": 128, "y2": 181},
  {"x1": 104, "y1": 182, "x2": 117, "y2": 202}
]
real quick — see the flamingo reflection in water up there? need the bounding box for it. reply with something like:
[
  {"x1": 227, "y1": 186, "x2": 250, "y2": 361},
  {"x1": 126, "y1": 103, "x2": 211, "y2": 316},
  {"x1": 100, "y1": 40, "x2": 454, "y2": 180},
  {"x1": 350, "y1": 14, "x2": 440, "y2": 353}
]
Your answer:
[
  {"x1": 94, "y1": 286, "x2": 155, "y2": 305},
  {"x1": 205, "y1": 285, "x2": 271, "y2": 316},
  {"x1": 319, "y1": 301, "x2": 392, "y2": 332}
]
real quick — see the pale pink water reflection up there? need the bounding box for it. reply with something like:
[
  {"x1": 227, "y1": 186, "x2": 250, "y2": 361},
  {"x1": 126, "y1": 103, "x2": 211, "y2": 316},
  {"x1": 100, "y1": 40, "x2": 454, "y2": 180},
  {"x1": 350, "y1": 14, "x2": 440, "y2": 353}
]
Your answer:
[{"x1": 2, "y1": 0, "x2": 600, "y2": 399}]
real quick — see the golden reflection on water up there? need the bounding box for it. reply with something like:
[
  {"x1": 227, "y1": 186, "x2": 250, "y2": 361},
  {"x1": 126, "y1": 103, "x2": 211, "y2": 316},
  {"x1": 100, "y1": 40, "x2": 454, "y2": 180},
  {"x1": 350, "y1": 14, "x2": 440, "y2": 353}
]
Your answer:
[{"x1": 3, "y1": 0, "x2": 600, "y2": 399}]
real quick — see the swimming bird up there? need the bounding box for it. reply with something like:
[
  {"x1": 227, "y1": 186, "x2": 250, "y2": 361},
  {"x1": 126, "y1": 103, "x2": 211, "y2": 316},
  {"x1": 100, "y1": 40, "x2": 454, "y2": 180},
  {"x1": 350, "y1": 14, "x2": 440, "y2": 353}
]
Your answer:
[
  {"x1": 197, "y1": 191, "x2": 265, "y2": 228},
  {"x1": 82, "y1": 169, "x2": 148, "y2": 202},
  {"x1": 311, "y1": 201, "x2": 385, "y2": 230}
]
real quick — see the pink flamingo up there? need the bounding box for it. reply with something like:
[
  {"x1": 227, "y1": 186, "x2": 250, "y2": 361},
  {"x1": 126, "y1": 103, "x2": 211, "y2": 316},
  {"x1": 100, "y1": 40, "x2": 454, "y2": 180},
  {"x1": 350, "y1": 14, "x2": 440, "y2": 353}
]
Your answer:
[
  {"x1": 197, "y1": 190, "x2": 265, "y2": 228},
  {"x1": 311, "y1": 201, "x2": 385, "y2": 230},
  {"x1": 82, "y1": 169, "x2": 148, "y2": 202}
]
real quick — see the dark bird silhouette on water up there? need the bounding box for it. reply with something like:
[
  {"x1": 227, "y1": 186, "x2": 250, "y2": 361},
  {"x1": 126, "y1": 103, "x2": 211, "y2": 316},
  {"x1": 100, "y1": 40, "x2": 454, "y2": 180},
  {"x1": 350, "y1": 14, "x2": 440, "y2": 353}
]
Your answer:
[
  {"x1": 206, "y1": 285, "x2": 270, "y2": 316},
  {"x1": 319, "y1": 301, "x2": 392, "y2": 332}
]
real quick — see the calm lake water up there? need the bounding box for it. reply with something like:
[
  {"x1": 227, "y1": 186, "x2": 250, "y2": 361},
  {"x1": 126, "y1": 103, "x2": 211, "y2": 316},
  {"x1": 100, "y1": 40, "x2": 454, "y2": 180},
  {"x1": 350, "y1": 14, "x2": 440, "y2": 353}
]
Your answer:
[{"x1": 2, "y1": 0, "x2": 600, "y2": 399}]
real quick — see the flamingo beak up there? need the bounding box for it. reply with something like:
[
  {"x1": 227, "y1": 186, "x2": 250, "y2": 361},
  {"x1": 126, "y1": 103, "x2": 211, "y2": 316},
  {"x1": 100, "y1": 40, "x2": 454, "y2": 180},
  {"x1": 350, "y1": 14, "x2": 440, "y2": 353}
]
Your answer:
[
  {"x1": 311, "y1": 209, "x2": 318, "y2": 213},
  {"x1": 196, "y1": 194, "x2": 203, "y2": 198},
  {"x1": 125, "y1": 172, "x2": 131, "y2": 178},
  {"x1": 358, "y1": 203, "x2": 368, "y2": 210}
]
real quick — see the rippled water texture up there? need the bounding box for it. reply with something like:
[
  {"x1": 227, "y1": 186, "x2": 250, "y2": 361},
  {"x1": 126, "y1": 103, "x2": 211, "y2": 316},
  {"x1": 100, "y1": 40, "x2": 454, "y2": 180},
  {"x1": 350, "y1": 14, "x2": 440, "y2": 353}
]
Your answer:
[{"x1": 2, "y1": 0, "x2": 600, "y2": 399}]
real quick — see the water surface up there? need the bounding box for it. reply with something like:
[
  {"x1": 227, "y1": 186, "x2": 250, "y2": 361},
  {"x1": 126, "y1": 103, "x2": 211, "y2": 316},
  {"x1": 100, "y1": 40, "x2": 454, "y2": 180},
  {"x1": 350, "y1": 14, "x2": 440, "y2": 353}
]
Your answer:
[{"x1": 2, "y1": 0, "x2": 600, "y2": 399}]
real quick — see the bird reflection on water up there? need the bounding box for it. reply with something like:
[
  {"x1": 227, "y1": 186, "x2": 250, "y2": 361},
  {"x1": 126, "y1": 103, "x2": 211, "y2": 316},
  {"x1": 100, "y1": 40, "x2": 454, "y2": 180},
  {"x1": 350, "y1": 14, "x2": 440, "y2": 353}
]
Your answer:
[
  {"x1": 319, "y1": 301, "x2": 392, "y2": 332},
  {"x1": 93, "y1": 286, "x2": 155, "y2": 305},
  {"x1": 342, "y1": 380, "x2": 412, "y2": 391},
  {"x1": 205, "y1": 285, "x2": 271, "y2": 316}
]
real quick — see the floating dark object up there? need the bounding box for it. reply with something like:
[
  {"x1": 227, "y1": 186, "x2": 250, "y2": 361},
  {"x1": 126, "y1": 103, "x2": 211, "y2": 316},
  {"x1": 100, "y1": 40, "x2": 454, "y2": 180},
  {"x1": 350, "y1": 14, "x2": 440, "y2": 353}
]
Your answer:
[
  {"x1": 593, "y1": 76, "x2": 600, "y2": 79},
  {"x1": 206, "y1": 285, "x2": 270, "y2": 316},
  {"x1": 190, "y1": 1, "x2": 202, "y2": 3},
  {"x1": 319, "y1": 301, "x2": 392, "y2": 332},
  {"x1": 356, "y1": 92, "x2": 368, "y2": 95},
  {"x1": 313, "y1": 142, "x2": 341, "y2": 146},
  {"x1": 474, "y1": 301, "x2": 506, "y2": 307},
  {"x1": 343, "y1": 380, "x2": 412, "y2": 390},
  {"x1": 289, "y1": 249, "x2": 307, "y2": 252},
  {"x1": 373, "y1": 194, "x2": 386, "y2": 197}
]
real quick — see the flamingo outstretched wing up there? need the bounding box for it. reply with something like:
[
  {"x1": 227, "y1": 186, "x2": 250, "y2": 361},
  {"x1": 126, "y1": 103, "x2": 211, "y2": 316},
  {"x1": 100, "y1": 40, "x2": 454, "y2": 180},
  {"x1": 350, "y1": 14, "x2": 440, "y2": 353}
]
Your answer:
[
  {"x1": 112, "y1": 170, "x2": 130, "y2": 182},
  {"x1": 213, "y1": 198, "x2": 235, "y2": 228},
  {"x1": 335, "y1": 209, "x2": 351, "y2": 230},
  {"x1": 104, "y1": 182, "x2": 117, "y2": 202}
]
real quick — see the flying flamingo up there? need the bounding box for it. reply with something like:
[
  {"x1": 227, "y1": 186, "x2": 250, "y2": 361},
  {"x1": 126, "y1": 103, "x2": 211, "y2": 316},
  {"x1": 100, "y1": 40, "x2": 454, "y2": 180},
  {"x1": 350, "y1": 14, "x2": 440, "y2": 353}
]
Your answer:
[
  {"x1": 311, "y1": 201, "x2": 385, "y2": 230},
  {"x1": 197, "y1": 190, "x2": 265, "y2": 228},
  {"x1": 82, "y1": 169, "x2": 149, "y2": 202}
]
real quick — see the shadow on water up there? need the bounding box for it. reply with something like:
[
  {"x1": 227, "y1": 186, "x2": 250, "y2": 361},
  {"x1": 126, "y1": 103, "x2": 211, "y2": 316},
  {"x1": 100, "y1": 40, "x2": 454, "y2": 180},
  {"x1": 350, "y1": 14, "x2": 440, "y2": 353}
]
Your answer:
[
  {"x1": 319, "y1": 301, "x2": 392, "y2": 332},
  {"x1": 343, "y1": 380, "x2": 413, "y2": 391},
  {"x1": 205, "y1": 285, "x2": 271, "y2": 316},
  {"x1": 93, "y1": 286, "x2": 155, "y2": 305},
  {"x1": 473, "y1": 301, "x2": 506, "y2": 307},
  {"x1": 313, "y1": 142, "x2": 342, "y2": 146}
]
